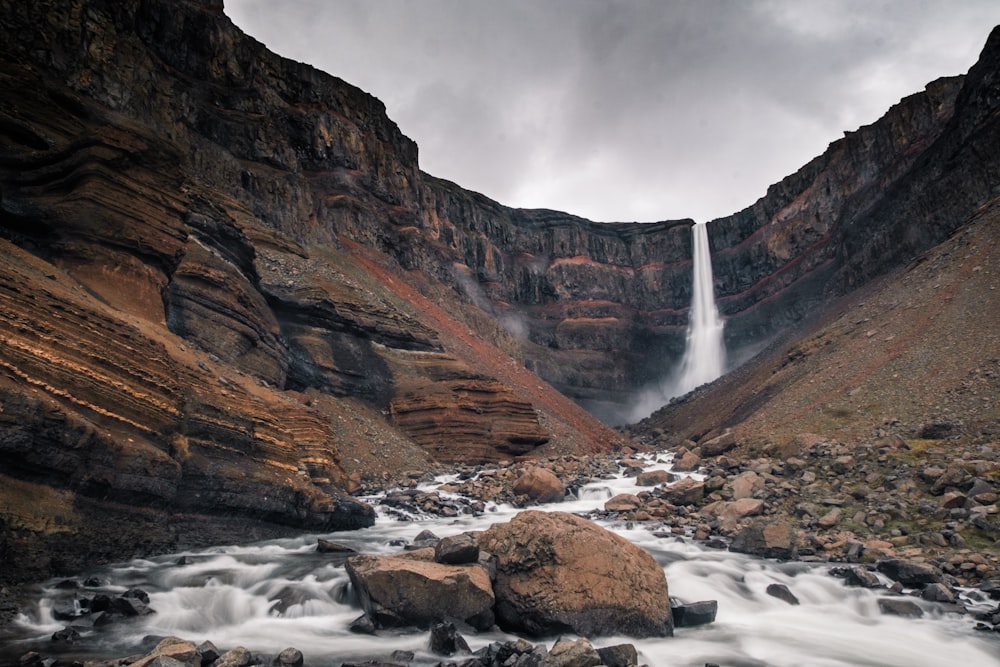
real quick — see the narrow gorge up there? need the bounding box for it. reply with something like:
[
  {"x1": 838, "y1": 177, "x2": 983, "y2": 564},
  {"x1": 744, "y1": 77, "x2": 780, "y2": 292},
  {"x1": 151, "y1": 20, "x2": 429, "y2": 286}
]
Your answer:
[{"x1": 1, "y1": 0, "x2": 1000, "y2": 603}]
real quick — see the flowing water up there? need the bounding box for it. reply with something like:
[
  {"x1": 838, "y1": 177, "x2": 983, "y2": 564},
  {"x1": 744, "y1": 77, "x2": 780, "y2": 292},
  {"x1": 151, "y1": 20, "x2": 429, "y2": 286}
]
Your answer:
[
  {"x1": 672, "y1": 221, "x2": 726, "y2": 397},
  {"x1": 628, "y1": 222, "x2": 727, "y2": 422},
  {"x1": 2, "y1": 458, "x2": 998, "y2": 667}
]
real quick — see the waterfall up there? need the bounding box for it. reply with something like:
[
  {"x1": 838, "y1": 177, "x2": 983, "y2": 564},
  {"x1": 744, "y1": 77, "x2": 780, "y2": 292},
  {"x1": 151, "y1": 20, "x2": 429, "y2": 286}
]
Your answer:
[
  {"x1": 672, "y1": 221, "x2": 726, "y2": 396},
  {"x1": 626, "y1": 222, "x2": 725, "y2": 423}
]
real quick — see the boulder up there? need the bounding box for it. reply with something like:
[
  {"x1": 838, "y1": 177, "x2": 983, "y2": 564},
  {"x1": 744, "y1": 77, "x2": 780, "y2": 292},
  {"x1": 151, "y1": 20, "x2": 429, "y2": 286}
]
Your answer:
[
  {"x1": 345, "y1": 553, "x2": 495, "y2": 630},
  {"x1": 672, "y1": 448, "x2": 701, "y2": 472},
  {"x1": 699, "y1": 431, "x2": 736, "y2": 457},
  {"x1": 728, "y1": 471, "x2": 763, "y2": 500},
  {"x1": 597, "y1": 644, "x2": 639, "y2": 667},
  {"x1": 700, "y1": 498, "x2": 764, "y2": 531},
  {"x1": 512, "y1": 467, "x2": 565, "y2": 503},
  {"x1": 661, "y1": 477, "x2": 704, "y2": 506},
  {"x1": 274, "y1": 648, "x2": 304, "y2": 667},
  {"x1": 317, "y1": 539, "x2": 356, "y2": 554},
  {"x1": 428, "y1": 621, "x2": 470, "y2": 656},
  {"x1": 730, "y1": 521, "x2": 797, "y2": 560},
  {"x1": 434, "y1": 533, "x2": 480, "y2": 565},
  {"x1": 197, "y1": 641, "x2": 221, "y2": 665},
  {"x1": 877, "y1": 558, "x2": 943, "y2": 586},
  {"x1": 545, "y1": 638, "x2": 602, "y2": 667},
  {"x1": 921, "y1": 583, "x2": 957, "y2": 603},
  {"x1": 636, "y1": 469, "x2": 672, "y2": 487},
  {"x1": 765, "y1": 583, "x2": 799, "y2": 605},
  {"x1": 216, "y1": 647, "x2": 252, "y2": 667},
  {"x1": 478, "y1": 511, "x2": 673, "y2": 637},
  {"x1": 670, "y1": 599, "x2": 718, "y2": 627},
  {"x1": 842, "y1": 566, "x2": 882, "y2": 588},
  {"x1": 877, "y1": 598, "x2": 924, "y2": 618},
  {"x1": 605, "y1": 494, "x2": 642, "y2": 512}
]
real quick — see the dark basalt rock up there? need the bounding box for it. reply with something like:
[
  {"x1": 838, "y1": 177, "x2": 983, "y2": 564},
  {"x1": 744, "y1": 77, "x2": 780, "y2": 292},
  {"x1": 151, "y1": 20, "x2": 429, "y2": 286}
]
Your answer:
[
  {"x1": 428, "y1": 621, "x2": 471, "y2": 656},
  {"x1": 765, "y1": 583, "x2": 800, "y2": 606},
  {"x1": 877, "y1": 558, "x2": 944, "y2": 587},
  {"x1": 670, "y1": 599, "x2": 718, "y2": 627},
  {"x1": 877, "y1": 598, "x2": 924, "y2": 618}
]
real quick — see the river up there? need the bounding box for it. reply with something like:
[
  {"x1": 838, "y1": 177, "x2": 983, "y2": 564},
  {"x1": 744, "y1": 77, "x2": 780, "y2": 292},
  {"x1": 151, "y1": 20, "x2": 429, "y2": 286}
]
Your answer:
[{"x1": 2, "y1": 456, "x2": 998, "y2": 666}]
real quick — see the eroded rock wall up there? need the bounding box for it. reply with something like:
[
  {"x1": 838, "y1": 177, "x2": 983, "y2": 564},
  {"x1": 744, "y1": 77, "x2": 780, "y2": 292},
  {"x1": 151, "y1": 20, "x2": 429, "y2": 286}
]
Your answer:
[{"x1": 0, "y1": 0, "x2": 624, "y2": 583}]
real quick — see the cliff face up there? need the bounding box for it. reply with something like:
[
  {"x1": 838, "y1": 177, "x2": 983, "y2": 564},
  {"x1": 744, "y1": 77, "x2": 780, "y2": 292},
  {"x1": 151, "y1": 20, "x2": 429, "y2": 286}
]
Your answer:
[
  {"x1": 2, "y1": 0, "x2": 999, "y2": 582},
  {"x1": 0, "y1": 0, "x2": 624, "y2": 582}
]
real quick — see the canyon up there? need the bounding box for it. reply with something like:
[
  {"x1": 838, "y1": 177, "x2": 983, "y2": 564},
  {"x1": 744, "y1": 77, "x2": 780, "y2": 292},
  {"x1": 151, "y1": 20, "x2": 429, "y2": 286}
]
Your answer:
[{"x1": 1, "y1": 0, "x2": 999, "y2": 585}]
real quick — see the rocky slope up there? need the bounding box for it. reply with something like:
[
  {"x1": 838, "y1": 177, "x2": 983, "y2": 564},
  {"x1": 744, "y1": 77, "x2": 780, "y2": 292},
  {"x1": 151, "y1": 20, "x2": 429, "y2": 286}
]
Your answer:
[{"x1": 639, "y1": 194, "x2": 1000, "y2": 447}]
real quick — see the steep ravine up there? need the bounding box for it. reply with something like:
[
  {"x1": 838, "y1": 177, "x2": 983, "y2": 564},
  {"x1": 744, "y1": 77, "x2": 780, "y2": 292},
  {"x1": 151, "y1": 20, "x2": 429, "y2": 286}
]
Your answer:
[{"x1": 1, "y1": 0, "x2": 999, "y2": 584}]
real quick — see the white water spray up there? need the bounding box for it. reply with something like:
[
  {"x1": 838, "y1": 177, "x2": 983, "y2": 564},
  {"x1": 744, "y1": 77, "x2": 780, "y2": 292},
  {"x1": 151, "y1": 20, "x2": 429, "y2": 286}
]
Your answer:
[
  {"x1": 673, "y1": 221, "x2": 726, "y2": 395},
  {"x1": 627, "y1": 222, "x2": 726, "y2": 422}
]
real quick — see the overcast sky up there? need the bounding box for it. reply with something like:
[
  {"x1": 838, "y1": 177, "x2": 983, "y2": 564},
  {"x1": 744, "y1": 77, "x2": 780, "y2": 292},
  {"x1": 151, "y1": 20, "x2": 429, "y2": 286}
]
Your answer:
[{"x1": 227, "y1": 1, "x2": 1000, "y2": 224}]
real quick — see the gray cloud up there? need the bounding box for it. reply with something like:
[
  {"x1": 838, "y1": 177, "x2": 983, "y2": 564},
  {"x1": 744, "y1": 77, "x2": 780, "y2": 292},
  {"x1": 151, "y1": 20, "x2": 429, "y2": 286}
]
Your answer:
[{"x1": 227, "y1": 0, "x2": 1000, "y2": 223}]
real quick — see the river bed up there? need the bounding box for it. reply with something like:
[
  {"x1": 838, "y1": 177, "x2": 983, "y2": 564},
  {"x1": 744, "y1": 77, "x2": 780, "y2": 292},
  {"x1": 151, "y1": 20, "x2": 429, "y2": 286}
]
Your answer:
[{"x1": 2, "y1": 457, "x2": 998, "y2": 667}]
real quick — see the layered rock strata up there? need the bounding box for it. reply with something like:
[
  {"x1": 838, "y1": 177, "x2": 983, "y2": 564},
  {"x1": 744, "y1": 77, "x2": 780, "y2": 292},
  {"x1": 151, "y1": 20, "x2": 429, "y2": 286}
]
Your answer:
[
  {"x1": 2, "y1": 0, "x2": 999, "y2": 582},
  {"x1": 0, "y1": 0, "x2": 623, "y2": 583}
]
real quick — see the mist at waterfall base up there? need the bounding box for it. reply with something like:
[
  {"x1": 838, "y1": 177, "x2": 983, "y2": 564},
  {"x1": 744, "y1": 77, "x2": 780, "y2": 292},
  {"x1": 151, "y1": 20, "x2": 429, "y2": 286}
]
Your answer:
[
  {"x1": 627, "y1": 222, "x2": 727, "y2": 424},
  {"x1": 4, "y1": 456, "x2": 998, "y2": 667}
]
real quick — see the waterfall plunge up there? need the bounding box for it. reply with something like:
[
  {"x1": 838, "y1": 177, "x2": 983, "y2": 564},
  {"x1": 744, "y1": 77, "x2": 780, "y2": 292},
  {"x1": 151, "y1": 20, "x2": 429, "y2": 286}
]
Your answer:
[
  {"x1": 673, "y1": 221, "x2": 726, "y2": 395},
  {"x1": 627, "y1": 221, "x2": 725, "y2": 423}
]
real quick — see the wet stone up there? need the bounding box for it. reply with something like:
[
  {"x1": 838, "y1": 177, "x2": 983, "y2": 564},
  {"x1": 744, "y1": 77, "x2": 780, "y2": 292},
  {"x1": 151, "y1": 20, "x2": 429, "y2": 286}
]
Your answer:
[
  {"x1": 766, "y1": 583, "x2": 800, "y2": 605},
  {"x1": 877, "y1": 598, "x2": 924, "y2": 618},
  {"x1": 671, "y1": 599, "x2": 718, "y2": 627}
]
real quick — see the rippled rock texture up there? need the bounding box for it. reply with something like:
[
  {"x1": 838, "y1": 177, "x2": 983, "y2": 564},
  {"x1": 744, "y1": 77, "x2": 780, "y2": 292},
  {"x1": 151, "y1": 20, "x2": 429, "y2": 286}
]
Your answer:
[{"x1": 0, "y1": 0, "x2": 623, "y2": 583}]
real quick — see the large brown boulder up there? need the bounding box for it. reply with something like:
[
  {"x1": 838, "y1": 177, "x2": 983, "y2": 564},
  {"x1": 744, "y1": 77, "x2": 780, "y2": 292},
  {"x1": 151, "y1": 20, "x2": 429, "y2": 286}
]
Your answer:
[
  {"x1": 512, "y1": 467, "x2": 566, "y2": 504},
  {"x1": 345, "y1": 552, "x2": 495, "y2": 629},
  {"x1": 477, "y1": 510, "x2": 672, "y2": 637}
]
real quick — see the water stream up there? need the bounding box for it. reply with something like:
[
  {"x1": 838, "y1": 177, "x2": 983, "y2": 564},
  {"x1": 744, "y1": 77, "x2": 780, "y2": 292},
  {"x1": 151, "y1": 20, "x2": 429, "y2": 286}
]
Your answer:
[
  {"x1": 628, "y1": 222, "x2": 727, "y2": 422},
  {"x1": 2, "y1": 457, "x2": 998, "y2": 667},
  {"x1": 672, "y1": 222, "x2": 726, "y2": 397}
]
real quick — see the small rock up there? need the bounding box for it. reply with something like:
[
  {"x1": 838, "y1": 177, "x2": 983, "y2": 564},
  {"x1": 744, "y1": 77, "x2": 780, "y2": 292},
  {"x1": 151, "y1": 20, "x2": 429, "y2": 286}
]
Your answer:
[
  {"x1": 817, "y1": 507, "x2": 842, "y2": 528},
  {"x1": 605, "y1": 493, "x2": 642, "y2": 512},
  {"x1": 670, "y1": 599, "x2": 718, "y2": 627},
  {"x1": 699, "y1": 431, "x2": 736, "y2": 457},
  {"x1": 51, "y1": 627, "x2": 80, "y2": 642},
  {"x1": 877, "y1": 598, "x2": 924, "y2": 618},
  {"x1": 546, "y1": 638, "x2": 601, "y2": 667},
  {"x1": 844, "y1": 566, "x2": 882, "y2": 588},
  {"x1": 317, "y1": 539, "x2": 357, "y2": 554},
  {"x1": 216, "y1": 646, "x2": 253, "y2": 667},
  {"x1": 512, "y1": 467, "x2": 565, "y2": 503},
  {"x1": 349, "y1": 613, "x2": 376, "y2": 635},
  {"x1": 197, "y1": 640, "x2": 221, "y2": 664},
  {"x1": 877, "y1": 558, "x2": 943, "y2": 586},
  {"x1": 596, "y1": 643, "x2": 638, "y2": 667},
  {"x1": 766, "y1": 583, "x2": 800, "y2": 605},
  {"x1": 428, "y1": 621, "x2": 470, "y2": 656},
  {"x1": 434, "y1": 532, "x2": 480, "y2": 565},
  {"x1": 672, "y1": 449, "x2": 701, "y2": 472},
  {"x1": 274, "y1": 647, "x2": 303, "y2": 667},
  {"x1": 921, "y1": 583, "x2": 957, "y2": 603},
  {"x1": 636, "y1": 469, "x2": 672, "y2": 487}
]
